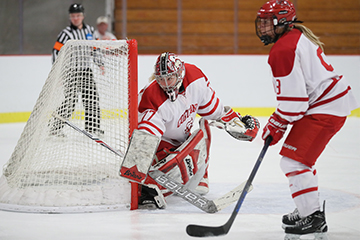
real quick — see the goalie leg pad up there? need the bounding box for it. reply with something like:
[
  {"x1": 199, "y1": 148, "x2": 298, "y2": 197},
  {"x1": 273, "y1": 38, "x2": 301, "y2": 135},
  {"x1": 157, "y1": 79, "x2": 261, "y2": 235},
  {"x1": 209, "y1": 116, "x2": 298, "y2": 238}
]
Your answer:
[{"x1": 147, "y1": 118, "x2": 212, "y2": 196}]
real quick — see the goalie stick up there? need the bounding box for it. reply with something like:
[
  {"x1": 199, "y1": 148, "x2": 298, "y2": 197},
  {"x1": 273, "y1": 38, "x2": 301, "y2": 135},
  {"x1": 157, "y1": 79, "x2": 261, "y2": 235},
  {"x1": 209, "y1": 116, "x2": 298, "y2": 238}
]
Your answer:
[
  {"x1": 52, "y1": 113, "x2": 252, "y2": 213},
  {"x1": 186, "y1": 136, "x2": 272, "y2": 237},
  {"x1": 149, "y1": 170, "x2": 252, "y2": 213},
  {"x1": 51, "y1": 113, "x2": 124, "y2": 158}
]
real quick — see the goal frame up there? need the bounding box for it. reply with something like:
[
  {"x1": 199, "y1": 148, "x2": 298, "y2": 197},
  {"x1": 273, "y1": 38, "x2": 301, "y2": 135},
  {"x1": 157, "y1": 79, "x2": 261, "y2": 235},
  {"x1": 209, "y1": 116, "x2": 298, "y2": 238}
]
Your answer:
[
  {"x1": 0, "y1": 39, "x2": 140, "y2": 213},
  {"x1": 127, "y1": 39, "x2": 140, "y2": 210}
]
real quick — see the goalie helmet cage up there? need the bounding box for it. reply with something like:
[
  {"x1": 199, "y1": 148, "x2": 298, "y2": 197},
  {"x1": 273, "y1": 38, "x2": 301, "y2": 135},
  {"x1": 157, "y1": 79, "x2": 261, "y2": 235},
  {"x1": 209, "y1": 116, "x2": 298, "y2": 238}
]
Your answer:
[{"x1": 0, "y1": 39, "x2": 139, "y2": 213}]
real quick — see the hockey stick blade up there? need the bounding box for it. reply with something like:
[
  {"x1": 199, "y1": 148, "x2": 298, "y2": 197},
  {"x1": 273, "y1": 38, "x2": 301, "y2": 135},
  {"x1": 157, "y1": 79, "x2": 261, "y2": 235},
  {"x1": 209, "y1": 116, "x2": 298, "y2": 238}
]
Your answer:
[{"x1": 186, "y1": 136, "x2": 272, "y2": 237}]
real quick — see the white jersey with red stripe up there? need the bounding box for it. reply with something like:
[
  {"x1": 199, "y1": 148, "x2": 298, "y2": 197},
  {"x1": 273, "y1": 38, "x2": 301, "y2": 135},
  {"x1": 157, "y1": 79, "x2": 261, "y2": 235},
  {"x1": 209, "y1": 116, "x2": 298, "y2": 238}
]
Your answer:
[
  {"x1": 268, "y1": 28, "x2": 359, "y2": 123},
  {"x1": 138, "y1": 63, "x2": 225, "y2": 147}
]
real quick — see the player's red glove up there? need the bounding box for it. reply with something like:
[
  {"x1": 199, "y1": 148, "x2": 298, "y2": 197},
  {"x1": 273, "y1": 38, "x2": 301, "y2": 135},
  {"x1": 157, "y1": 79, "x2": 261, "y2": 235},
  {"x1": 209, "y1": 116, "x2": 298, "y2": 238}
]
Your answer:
[{"x1": 262, "y1": 113, "x2": 288, "y2": 146}]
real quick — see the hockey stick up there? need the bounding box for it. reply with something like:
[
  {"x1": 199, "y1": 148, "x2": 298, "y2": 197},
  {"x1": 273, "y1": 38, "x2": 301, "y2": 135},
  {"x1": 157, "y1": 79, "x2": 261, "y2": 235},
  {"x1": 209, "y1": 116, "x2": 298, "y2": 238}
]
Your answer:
[
  {"x1": 53, "y1": 113, "x2": 252, "y2": 213},
  {"x1": 51, "y1": 113, "x2": 124, "y2": 158},
  {"x1": 149, "y1": 170, "x2": 252, "y2": 213},
  {"x1": 186, "y1": 136, "x2": 273, "y2": 237}
]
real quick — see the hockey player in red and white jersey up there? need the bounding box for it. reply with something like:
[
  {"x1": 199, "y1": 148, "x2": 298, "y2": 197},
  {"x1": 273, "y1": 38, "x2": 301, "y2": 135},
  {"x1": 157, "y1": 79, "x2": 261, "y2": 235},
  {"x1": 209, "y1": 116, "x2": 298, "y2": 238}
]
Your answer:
[
  {"x1": 137, "y1": 52, "x2": 260, "y2": 209},
  {"x1": 256, "y1": 0, "x2": 359, "y2": 237}
]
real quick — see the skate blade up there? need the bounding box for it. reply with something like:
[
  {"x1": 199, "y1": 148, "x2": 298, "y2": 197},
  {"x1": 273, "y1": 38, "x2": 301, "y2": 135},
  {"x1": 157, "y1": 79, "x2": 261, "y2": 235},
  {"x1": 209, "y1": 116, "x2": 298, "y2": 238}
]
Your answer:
[{"x1": 284, "y1": 233, "x2": 328, "y2": 240}]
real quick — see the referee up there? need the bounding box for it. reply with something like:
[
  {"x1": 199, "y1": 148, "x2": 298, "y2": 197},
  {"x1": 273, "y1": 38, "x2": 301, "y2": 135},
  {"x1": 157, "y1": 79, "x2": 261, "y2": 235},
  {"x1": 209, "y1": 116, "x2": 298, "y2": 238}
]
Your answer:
[{"x1": 50, "y1": 3, "x2": 104, "y2": 137}]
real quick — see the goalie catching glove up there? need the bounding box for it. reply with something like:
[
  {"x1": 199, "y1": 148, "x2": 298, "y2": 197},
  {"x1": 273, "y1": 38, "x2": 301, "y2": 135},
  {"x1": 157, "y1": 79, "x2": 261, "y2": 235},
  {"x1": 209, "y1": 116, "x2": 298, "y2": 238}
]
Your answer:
[{"x1": 209, "y1": 106, "x2": 260, "y2": 141}]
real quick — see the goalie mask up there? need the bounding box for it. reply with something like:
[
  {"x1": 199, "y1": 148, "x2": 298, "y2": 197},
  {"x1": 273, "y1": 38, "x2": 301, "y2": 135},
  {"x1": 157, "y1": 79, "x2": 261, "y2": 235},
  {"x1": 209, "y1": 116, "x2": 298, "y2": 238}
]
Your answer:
[
  {"x1": 255, "y1": 0, "x2": 300, "y2": 45},
  {"x1": 154, "y1": 52, "x2": 185, "y2": 102}
]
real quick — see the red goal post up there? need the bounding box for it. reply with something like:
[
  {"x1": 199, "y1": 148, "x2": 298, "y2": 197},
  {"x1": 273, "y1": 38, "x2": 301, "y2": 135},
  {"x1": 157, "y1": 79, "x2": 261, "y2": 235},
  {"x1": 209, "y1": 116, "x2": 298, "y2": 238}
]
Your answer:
[{"x1": 127, "y1": 39, "x2": 140, "y2": 210}]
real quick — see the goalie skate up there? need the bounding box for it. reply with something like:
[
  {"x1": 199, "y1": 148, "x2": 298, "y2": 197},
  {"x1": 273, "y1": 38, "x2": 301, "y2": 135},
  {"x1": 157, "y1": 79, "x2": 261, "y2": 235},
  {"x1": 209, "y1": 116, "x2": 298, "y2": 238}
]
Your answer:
[{"x1": 138, "y1": 184, "x2": 166, "y2": 210}]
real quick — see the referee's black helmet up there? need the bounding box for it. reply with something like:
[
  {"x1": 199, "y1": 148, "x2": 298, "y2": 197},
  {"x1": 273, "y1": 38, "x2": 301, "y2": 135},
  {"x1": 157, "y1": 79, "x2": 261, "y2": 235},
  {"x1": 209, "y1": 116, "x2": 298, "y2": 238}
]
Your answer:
[{"x1": 69, "y1": 3, "x2": 84, "y2": 13}]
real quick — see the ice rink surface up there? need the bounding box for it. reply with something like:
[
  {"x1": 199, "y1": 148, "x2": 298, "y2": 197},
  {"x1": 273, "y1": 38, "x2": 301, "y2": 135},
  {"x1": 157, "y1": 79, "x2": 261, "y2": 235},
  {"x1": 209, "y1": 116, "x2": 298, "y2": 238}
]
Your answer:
[{"x1": 0, "y1": 117, "x2": 359, "y2": 240}]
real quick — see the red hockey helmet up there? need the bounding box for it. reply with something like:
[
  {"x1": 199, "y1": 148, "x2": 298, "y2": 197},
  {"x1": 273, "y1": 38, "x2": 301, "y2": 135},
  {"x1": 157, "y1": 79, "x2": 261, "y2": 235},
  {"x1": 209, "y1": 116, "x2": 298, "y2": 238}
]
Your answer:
[
  {"x1": 255, "y1": 0, "x2": 297, "y2": 45},
  {"x1": 257, "y1": 0, "x2": 296, "y2": 25},
  {"x1": 154, "y1": 52, "x2": 185, "y2": 102}
]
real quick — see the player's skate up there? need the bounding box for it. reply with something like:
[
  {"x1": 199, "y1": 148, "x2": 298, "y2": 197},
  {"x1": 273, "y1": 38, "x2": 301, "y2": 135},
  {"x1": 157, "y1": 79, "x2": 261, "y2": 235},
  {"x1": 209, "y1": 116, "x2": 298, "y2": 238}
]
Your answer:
[
  {"x1": 284, "y1": 202, "x2": 328, "y2": 240},
  {"x1": 138, "y1": 184, "x2": 166, "y2": 210},
  {"x1": 282, "y1": 208, "x2": 301, "y2": 229}
]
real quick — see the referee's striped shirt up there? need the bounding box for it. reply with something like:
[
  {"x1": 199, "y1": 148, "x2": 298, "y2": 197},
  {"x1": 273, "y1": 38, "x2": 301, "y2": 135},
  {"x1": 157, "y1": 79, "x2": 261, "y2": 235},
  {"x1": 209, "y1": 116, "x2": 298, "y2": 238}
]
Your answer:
[{"x1": 52, "y1": 23, "x2": 94, "y2": 64}]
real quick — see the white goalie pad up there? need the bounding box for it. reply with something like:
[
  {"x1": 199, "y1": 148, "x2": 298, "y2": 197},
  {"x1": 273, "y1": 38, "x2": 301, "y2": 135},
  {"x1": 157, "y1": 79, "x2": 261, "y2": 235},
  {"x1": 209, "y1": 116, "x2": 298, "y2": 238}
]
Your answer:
[
  {"x1": 149, "y1": 118, "x2": 211, "y2": 193},
  {"x1": 119, "y1": 129, "x2": 161, "y2": 184}
]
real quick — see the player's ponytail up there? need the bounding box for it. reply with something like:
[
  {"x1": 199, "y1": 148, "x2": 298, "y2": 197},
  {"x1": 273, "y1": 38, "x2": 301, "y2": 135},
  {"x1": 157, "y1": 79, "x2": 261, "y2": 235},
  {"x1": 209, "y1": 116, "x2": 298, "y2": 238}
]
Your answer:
[{"x1": 293, "y1": 24, "x2": 325, "y2": 51}]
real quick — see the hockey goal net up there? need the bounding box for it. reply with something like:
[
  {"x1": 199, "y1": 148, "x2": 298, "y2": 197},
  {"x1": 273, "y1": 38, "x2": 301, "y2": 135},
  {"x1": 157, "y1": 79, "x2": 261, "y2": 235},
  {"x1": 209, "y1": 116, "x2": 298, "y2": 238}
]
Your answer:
[{"x1": 0, "y1": 39, "x2": 138, "y2": 213}]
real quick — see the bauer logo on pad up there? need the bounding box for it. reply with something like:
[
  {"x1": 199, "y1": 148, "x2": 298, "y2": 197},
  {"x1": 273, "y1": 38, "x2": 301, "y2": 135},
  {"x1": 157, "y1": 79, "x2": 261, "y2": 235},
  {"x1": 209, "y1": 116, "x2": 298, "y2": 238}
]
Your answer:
[{"x1": 119, "y1": 129, "x2": 161, "y2": 184}]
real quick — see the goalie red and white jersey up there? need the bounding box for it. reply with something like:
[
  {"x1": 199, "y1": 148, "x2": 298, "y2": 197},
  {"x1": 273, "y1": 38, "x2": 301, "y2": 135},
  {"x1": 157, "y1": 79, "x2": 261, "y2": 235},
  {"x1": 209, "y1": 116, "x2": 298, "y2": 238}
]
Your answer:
[
  {"x1": 268, "y1": 28, "x2": 359, "y2": 123},
  {"x1": 138, "y1": 63, "x2": 225, "y2": 147}
]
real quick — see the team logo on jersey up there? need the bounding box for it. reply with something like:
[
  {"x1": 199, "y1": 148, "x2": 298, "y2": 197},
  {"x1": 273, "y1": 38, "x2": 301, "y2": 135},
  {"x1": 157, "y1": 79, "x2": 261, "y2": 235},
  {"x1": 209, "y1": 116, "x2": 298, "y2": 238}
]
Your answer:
[
  {"x1": 184, "y1": 117, "x2": 194, "y2": 135},
  {"x1": 177, "y1": 104, "x2": 198, "y2": 127}
]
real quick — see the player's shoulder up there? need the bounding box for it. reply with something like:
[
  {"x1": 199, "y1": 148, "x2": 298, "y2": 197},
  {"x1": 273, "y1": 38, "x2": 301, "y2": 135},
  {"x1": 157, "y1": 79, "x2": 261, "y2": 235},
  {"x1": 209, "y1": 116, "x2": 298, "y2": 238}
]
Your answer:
[
  {"x1": 184, "y1": 63, "x2": 206, "y2": 78},
  {"x1": 139, "y1": 80, "x2": 168, "y2": 113},
  {"x1": 81, "y1": 23, "x2": 94, "y2": 32},
  {"x1": 271, "y1": 28, "x2": 302, "y2": 56},
  {"x1": 268, "y1": 29, "x2": 302, "y2": 77},
  {"x1": 86, "y1": 24, "x2": 95, "y2": 32},
  {"x1": 61, "y1": 26, "x2": 72, "y2": 33},
  {"x1": 183, "y1": 63, "x2": 208, "y2": 88}
]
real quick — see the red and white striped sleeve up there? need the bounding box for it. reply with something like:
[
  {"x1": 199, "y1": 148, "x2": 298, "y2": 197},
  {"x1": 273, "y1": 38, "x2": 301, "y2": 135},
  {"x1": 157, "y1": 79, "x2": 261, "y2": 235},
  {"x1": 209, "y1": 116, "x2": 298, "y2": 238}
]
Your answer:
[
  {"x1": 137, "y1": 81, "x2": 167, "y2": 137},
  {"x1": 192, "y1": 71, "x2": 224, "y2": 120},
  {"x1": 268, "y1": 30, "x2": 309, "y2": 123}
]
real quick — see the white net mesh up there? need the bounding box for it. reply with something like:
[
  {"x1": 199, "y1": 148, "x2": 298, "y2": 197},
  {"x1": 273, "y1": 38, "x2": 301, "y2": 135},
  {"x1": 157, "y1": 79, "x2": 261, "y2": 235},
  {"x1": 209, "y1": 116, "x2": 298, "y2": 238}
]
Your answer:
[{"x1": 0, "y1": 40, "x2": 137, "y2": 213}]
